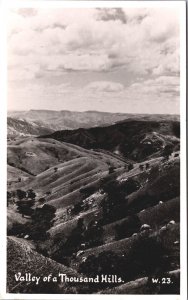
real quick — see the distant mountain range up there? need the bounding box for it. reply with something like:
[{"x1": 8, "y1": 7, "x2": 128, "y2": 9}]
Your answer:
[{"x1": 7, "y1": 110, "x2": 180, "y2": 138}]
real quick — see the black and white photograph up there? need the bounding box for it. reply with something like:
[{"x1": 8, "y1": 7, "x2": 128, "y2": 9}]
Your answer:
[{"x1": 3, "y1": 0, "x2": 186, "y2": 297}]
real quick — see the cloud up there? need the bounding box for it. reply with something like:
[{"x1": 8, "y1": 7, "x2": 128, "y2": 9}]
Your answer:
[
  {"x1": 128, "y1": 75, "x2": 179, "y2": 100},
  {"x1": 7, "y1": 7, "x2": 180, "y2": 114},
  {"x1": 96, "y1": 8, "x2": 127, "y2": 24},
  {"x1": 85, "y1": 81, "x2": 124, "y2": 93},
  {"x1": 8, "y1": 75, "x2": 179, "y2": 114},
  {"x1": 8, "y1": 64, "x2": 40, "y2": 81},
  {"x1": 17, "y1": 8, "x2": 37, "y2": 18},
  {"x1": 7, "y1": 6, "x2": 180, "y2": 80}
]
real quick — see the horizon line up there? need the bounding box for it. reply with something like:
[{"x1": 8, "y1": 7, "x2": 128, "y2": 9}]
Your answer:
[{"x1": 7, "y1": 109, "x2": 180, "y2": 115}]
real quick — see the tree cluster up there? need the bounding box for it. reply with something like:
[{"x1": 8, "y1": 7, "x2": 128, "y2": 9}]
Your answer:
[
  {"x1": 100, "y1": 178, "x2": 140, "y2": 224},
  {"x1": 8, "y1": 203, "x2": 56, "y2": 242},
  {"x1": 15, "y1": 189, "x2": 36, "y2": 217},
  {"x1": 50, "y1": 218, "x2": 103, "y2": 265},
  {"x1": 115, "y1": 215, "x2": 141, "y2": 240}
]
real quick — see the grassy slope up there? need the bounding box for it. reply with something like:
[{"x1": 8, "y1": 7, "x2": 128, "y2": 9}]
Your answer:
[
  {"x1": 103, "y1": 197, "x2": 179, "y2": 242},
  {"x1": 7, "y1": 236, "x2": 80, "y2": 293},
  {"x1": 7, "y1": 137, "x2": 125, "y2": 176},
  {"x1": 7, "y1": 137, "x2": 126, "y2": 211},
  {"x1": 7, "y1": 206, "x2": 30, "y2": 231},
  {"x1": 7, "y1": 117, "x2": 53, "y2": 138},
  {"x1": 73, "y1": 223, "x2": 180, "y2": 267}
]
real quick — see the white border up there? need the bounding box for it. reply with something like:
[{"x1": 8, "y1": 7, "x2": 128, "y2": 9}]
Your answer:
[
  {"x1": 179, "y1": 1, "x2": 187, "y2": 299},
  {"x1": 0, "y1": 0, "x2": 8, "y2": 299},
  {"x1": 0, "y1": 1, "x2": 186, "y2": 299},
  {"x1": 0, "y1": 0, "x2": 187, "y2": 9}
]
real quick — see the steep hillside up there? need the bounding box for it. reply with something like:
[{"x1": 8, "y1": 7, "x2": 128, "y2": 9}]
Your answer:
[
  {"x1": 42, "y1": 119, "x2": 180, "y2": 162},
  {"x1": 7, "y1": 236, "x2": 83, "y2": 293},
  {"x1": 7, "y1": 164, "x2": 33, "y2": 187},
  {"x1": 7, "y1": 137, "x2": 125, "y2": 177},
  {"x1": 7, "y1": 117, "x2": 53, "y2": 138}
]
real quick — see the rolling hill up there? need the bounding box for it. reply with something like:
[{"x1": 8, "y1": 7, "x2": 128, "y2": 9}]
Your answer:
[
  {"x1": 7, "y1": 114, "x2": 180, "y2": 294},
  {"x1": 42, "y1": 119, "x2": 180, "y2": 162}
]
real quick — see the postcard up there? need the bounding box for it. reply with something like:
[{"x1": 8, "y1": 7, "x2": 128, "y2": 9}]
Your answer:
[{"x1": 0, "y1": 0, "x2": 186, "y2": 299}]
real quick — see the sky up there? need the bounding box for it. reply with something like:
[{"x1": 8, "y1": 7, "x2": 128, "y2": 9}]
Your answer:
[{"x1": 7, "y1": 6, "x2": 180, "y2": 114}]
